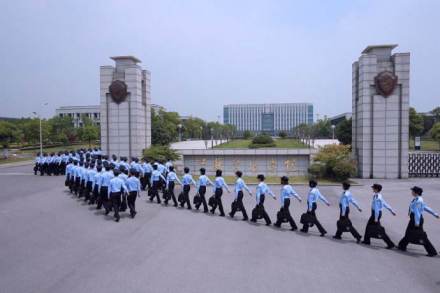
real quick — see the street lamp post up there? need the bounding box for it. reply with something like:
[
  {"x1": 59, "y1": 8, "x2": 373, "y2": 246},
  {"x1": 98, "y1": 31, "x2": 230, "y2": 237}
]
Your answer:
[
  {"x1": 32, "y1": 112, "x2": 43, "y2": 156},
  {"x1": 178, "y1": 124, "x2": 182, "y2": 142},
  {"x1": 331, "y1": 124, "x2": 336, "y2": 140},
  {"x1": 32, "y1": 103, "x2": 48, "y2": 156},
  {"x1": 210, "y1": 128, "x2": 213, "y2": 148}
]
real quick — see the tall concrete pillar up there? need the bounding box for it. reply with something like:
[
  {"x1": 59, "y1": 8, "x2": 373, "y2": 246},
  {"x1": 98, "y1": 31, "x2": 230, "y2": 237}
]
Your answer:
[
  {"x1": 352, "y1": 45, "x2": 409, "y2": 179},
  {"x1": 100, "y1": 56, "x2": 151, "y2": 158}
]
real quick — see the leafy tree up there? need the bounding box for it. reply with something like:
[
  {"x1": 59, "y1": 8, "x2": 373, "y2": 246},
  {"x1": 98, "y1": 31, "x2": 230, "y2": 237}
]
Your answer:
[
  {"x1": 79, "y1": 125, "x2": 99, "y2": 147},
  {"x1": 242, "y1": 130, "x2": 253, "y2": 139},
  {"x1": 308, "y1": 144, "x2": 356, "y2": 181},
  {"x1": 431, "y1": 122, "x2": 440, "y2": 149},
  {"x1": 48, "y1": 116, "x2": 76, "y2": 144},
  {"x1": 409, "y1": 107, "x2": 424, "y2": 138},
  {"x1": 0, "y1": 121, "x2": 19, "y2": 147},
  {"x1": 183, "y1": 117, "x2": 205, "y2": 139},
  {"x1": 431, "y1": 107, "x2": 440, "y2": 123},
  {"x1": 151, "y1": 109, "x2": 180, "y2": 145},
  {"x1": 335, "y1": 118, "x2": 352, "y2": 145},
  {"x1": 142, "y1": 145, "x2": 180, "y2": 162},
  {"x1": 312, "y1": 119, "x2": 331, "y2": 138}
]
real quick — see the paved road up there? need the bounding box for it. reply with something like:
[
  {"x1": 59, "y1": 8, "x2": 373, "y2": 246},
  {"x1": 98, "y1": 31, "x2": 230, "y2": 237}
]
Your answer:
[{"x1": 1, "y1": 164, "x2": 439, "y2": 293}]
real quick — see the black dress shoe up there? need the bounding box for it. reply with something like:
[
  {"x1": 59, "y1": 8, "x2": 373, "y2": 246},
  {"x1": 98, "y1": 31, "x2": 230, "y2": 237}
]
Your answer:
[
  {"x1": 332, "y1": 236, "x2": 341, "y2": 240},
  {"x1": 386, "y1": 245, "x2": 395, "y2": 250},
  {"x1": 361, "y1": 241, "x2": 370, "y2": 245},
  {"x1": 290, "y1": 227, "x2": 297, "y2": 231},
  {"x1": 242, "y1": 218, "x2": 248, "y2": 221},
  {"x1": 320, "y1": 232, "x2": 327, "y2": 237},
  {"x1": 426, "y1": 253, "x2": 437, "y2": 257}
]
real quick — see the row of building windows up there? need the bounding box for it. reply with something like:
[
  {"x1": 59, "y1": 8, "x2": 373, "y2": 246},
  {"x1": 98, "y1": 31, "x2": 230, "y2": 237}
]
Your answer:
[{"x1": 223, "y1": 103, "x2": 313, "y2": 133}]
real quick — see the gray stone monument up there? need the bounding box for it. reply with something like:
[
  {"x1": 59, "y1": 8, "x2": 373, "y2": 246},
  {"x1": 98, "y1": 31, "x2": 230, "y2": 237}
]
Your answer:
[
  {"x1": 100, "y1": 56, "x2": 151, "y2": 158},
  {"x1": 352, "y1": 45, "x2": 409, "y2": 179}
]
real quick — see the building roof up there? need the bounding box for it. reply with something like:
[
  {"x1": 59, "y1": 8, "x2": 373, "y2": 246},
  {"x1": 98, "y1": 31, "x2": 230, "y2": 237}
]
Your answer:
[
  {"x1": 110, "y1": 56, "x2": 141, "y2": 63},
  {"x1": 362, "y1": 44, "x2": 398, "y2": 54}
]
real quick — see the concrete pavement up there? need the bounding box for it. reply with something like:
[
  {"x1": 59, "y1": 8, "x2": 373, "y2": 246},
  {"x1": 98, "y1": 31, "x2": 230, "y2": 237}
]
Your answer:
[{"x1": 0, "y1": 164, "x2": 439, "y2": 293}]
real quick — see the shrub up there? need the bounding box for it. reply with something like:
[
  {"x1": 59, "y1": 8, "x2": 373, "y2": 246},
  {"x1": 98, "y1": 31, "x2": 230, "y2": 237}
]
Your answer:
[
  {"x1": 308, "y1": 144, "x2": 356, "y2": 181},
  {"x1": 278, "y1": 131, "x2": 288, "y2": 139},
  {"x1": 243, "y1": 130, "x2": 254, "y2": 139},
  {"x1": 142, "y1": 145, "x2": 180, "y2": 162},
  {"x1": 249, "y1": 134, "x2": 275, "y2": 148}
]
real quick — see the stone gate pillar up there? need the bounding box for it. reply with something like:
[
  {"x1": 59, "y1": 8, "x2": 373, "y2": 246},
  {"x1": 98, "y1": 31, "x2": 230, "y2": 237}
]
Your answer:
[
  {"x1": 100, "y1": 56, "x2": 151, "y2": 158},
  {"x1": 352, "y1": 45, "x2": 409, "y2": 179}
]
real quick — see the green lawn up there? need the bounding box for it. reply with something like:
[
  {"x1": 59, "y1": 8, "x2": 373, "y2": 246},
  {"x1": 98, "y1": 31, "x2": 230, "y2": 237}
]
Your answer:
[
  {"x1": 0, "y1": 157, "x2": 33, "y2": 165},
  {"x1": 215, "y1": 139, "x2": 307, "y2": 149},
  {"x1": 19, "y1": 144, "x2": 99, "y2": 155},
  {"x1": 192, "y1": 175, "x2": 357, "y2": 185},
  {"x1": 409, "y1": 138, "x2": 439, "y2": 151}
]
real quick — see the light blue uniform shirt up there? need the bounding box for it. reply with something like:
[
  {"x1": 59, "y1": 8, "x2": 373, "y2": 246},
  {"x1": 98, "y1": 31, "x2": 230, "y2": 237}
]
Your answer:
[
  {"x1": 151, "y1": 170, "x2": 166, "y2": 183},
  {"x1": 409, "y1": 196, "x2": 439, "y2": 226},
  {"x1": 73, "y1": 166, "x2": 81, "y2": 179},
  {"x1": 280, "y1": 185, "x2": 301, "y2": 206},
  {"x1": 234, "y1": 178, "x2": 252, "y2": 199},
  {"x1": 214, "y1": 177, "x2": 230, "y2": 192},
  {"x1": 166, "y1": 171, "x2": 182, "y2": 188},
  {"x1": 87, "y1": 169, "x2": 97, "y2": 184},
  {"x1": 339, "y1": 190, "x2": 361, "y2": 216},
  {"x1": 142, "y1": 163, "x2": 153, "y2": 174},
  {"x1": 182, "y1": 174, "x2": 197, "y2": 186},
  {"x1": 165, "y1": 161, "x2": 173, "y2": 172},
  {"x1": 158, "y1": 163, "x2": 166, "y2": 174},
  {"x1": 197, "y1": 175, "x2": 214, "y2": 191},
  {"x1": 307, "y1": 188, "x2": 329, "y2": 211},
  {"x1": 371, "y1": 193, "x2": 395, "y2": 221},
  {"x1": 100, "y1": 171, "x2": 114, "y2": 187},
  {"x1": 94, "y1": 172, "x2": 102, "y2": 188},
  {"x1": 127, "y1": 176, "x2": 141, "y2": 192},
  {"x1": 109, "y1": 176, "x2": 127, "y2": 194},
  {"x1": 255, "y1": 182, "x2": 275, "y2": 204},
  {"x1": 66, "y1": 164, "x2": 73, "y2": 176},
  {"x1": 119, "y1": 173, "x2": 128, "y2": 183}
]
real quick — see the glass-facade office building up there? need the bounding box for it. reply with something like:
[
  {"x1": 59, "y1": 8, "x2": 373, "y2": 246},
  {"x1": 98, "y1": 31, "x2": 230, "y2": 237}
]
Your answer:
[{"x1": 223, "y1": 103, "x2": 313, "y2": 135}]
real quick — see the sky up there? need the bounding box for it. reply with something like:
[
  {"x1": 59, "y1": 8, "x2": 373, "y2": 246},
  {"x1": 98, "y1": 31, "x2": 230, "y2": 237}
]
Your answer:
[{"x1": 0, "y1": 0, "x2": 439, "y2": 121}]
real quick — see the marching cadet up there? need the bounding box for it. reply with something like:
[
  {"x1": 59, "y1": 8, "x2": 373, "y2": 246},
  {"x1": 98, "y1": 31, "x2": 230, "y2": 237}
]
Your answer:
[
  {"x1": 164, "y1": 166, "x2": 181, "y2": 207},
  {"x1": 85, "y1": 163, "x2": 97, "y2": 204},
  {"x1": 229, "y1": 171, "x2": 252, "y2": 221},
  {"x1": 73, "y1": 160, "x2": 83, "y2": 195},
  {"x1": 362, "y1": 183, "x2": 396, "y2": 249},
  {"x1": 69, "y1": 159, "x2": 78, "y2": 193},
  {"x1": 126, "y1": 169, "x2": 141, "y2": 218},
  {"x1": 165, "y1": 159, "x2": 173, "y2": 172},
  {"x1": 108, "y1": 168, "x2": 128, "y2": 222},
  {"x1": 98, "y1": 164, "x2": 114, "y2": 212},
  {"x1": 65, "y1": 158, "x2": 74, "y2": 190},
  {"x1": 78, "y1": 161, "x2": 88, "y2": 198},
  {"x1": 40, "y1": 153, "x2": 48, "y2": 176},
  {"x1": 119, "y1": 166, "x2": 129, "y2": 183},
  {"x1": 250, "y1": 174, "x2": 276, "y2": 225},
  {"x1": 34, "y1": 152, "x2": 41, "y2": 175},
  {"x1": 180, "y1": 167, "x2": 197, "y2": 209},
  {"x1": 195, "y1": 168, "x2": 214, "y2": 212},
  {"x1": 300, "y1": 180, "x2": 330, "y2": 236},
  {"x1": 91, "y1": 164, "x2": 103, "y2": 205},
  {"x1": 333, "y1": 182, "x2": 362, "y2": 243},
  {"x1": 210, "y1": 169, "x2": 231, "y2": 216},
  {"x1": 398, "y1": 186, "x2": 439, "y2": 257},
  {"x1": 150, "y1": 164, "x2": 166, "y2": 204},
  {"x1": 274, "y1": 176, "x2": 302, "y2": 230},
  {"x1": 119, "y1": 157, "x2": 130, "y2": 171},
  {"x1": 141, "y1": 159, "x2": 152, "y2": 191}
]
